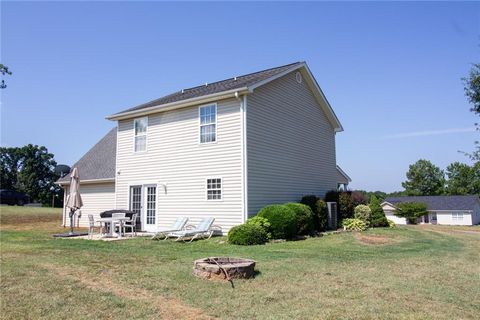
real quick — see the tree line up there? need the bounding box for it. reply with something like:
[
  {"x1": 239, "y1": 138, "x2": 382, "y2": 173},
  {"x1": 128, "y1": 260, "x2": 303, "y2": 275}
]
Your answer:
[{"x1": 0, "y1": 145, "x2": 63, "y2": 206}]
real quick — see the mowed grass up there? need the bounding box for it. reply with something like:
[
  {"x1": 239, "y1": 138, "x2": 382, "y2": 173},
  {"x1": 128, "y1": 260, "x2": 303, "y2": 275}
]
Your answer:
[{"x1": 1, "y1": 206, "x2": 479, "y2": 319}]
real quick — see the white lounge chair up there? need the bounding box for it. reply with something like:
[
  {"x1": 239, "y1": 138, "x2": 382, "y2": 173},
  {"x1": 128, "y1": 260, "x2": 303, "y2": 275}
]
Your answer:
[
  {"x1": 151, "y1": 217, "x2": 189, "y2": 240},
  {"x1": 165, "y1": 217, "x2": 221, "y2": 242}
]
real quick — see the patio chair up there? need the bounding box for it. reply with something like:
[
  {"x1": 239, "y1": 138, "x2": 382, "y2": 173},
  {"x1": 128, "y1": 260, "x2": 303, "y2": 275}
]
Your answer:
[
  {"x1": 165, "y1": 217, "x2": 221, "y2": 242},
  {"x1": 88, "y1": 214, "x2": 103, "y2": 240},
  {"x1": 123, "y1": 213, "x2": 138, "y2": 237},
  {"x1": 112, "y1": 212, "x2": 126, "y2": 236},
  {"x1": 151, "y1": 217, "x2": 189, "y2": 240}
]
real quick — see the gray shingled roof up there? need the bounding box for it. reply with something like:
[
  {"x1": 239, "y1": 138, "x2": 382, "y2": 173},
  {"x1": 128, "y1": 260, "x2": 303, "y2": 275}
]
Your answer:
[
  {"x1": 384, "y1": 195, "x2": 479, "y2": 211},
  {"x1": 112, "y1": 62, "x2": 303, "y2": 116},
  {"x1": 57, "y1": 128, "x2": 117, "y2": 183}
]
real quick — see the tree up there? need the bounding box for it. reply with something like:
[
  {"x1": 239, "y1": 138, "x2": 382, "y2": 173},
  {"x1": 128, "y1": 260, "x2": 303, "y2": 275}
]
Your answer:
[
  {"x1": 402, "y1": 159, "x2": 445, "y2": 196},
  {"x1": 0, "y1": 147, "x2": 23, "y2": 189},
  {"x1": 394, "y1": 202, "x2": 428, "y2": 224},
  {"x1": 0, "y1": 64, "x2": 12, "y2": 89},
  {"x1": 0, "y1": 145, "x2": 62, "y2": 205},
  {"x1": 463, "y1": 63, "x2": 480, "y2": 160},
  {"x1": 445, "y1": 161, "x2": 480, "y2": 195},
  {"x1": 369, "y1": 195, "x2": 389, "y2": 227}
]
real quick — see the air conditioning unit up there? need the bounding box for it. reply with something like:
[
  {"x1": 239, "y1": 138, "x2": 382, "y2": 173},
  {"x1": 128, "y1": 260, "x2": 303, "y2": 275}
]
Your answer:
[{"x1": 327, "y1": 202, "x2": 338, "y2": 230}]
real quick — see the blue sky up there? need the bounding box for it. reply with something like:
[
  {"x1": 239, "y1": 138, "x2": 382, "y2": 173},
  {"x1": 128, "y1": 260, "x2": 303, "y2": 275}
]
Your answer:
[{"x1": 1, "y1": 1, "x2": 479, "y2": 192}]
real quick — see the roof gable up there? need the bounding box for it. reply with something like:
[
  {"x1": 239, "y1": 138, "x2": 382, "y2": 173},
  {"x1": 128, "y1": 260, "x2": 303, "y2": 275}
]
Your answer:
[{"x1": 57, "y1": 128, "x2": 117, "y2": 184}]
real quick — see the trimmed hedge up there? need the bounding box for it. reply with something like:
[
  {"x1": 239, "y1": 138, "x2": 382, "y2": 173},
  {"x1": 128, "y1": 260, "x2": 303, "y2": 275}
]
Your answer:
[
  {"x1": 257, "y1": 204, "x2": 297, "y2": 239},
  {"x1": 370, "y1": 195, "x2": 389, "y2": 227},
  {"x1": 284, "y1": 202, "x2": 314, "y2": 235},
  {"x1": 228, "y1": 224, "x2": 268, "y2": 245}
]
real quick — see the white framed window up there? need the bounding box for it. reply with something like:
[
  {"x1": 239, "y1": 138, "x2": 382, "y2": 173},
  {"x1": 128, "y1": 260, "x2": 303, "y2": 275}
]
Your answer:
[
  {"x1": 452, "y1": 212, "x2": 464, "y2": 222},
  {"x1": 134, "y1": 117, "x2": 148, "y2": 152},
  {"x1": 199, "y1": 104, "x2": 217, "y2": 143},
  {"x1": 206, "y1": 178, "x2": 222, "y2": 200}
]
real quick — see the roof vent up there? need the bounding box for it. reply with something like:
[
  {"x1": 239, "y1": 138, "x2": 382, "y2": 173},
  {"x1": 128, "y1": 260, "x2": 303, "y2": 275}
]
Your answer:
[
  {"x1": 295, "y1": 72, "x2": 302, "y2": 84},
  {"x1": 234, "y1": 76, "x2": 237, "y2": 81},
  {"x1": 181, "y1": 89, "x2": 184, "y2": 94},
  {"x1": 205, "y1": 82, "x2": 208, "y2": 86}
]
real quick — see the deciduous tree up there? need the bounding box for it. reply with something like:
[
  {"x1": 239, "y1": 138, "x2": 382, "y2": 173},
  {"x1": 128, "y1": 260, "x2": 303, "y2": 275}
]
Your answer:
[{"x1": 402, "y1": 159, "x2": 445, "y2": 196}]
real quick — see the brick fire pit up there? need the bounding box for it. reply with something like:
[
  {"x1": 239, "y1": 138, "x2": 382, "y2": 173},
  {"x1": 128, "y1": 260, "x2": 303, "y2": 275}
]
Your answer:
[{"x1": 193, "y1": 257, "x2": 256, "y2": 280}]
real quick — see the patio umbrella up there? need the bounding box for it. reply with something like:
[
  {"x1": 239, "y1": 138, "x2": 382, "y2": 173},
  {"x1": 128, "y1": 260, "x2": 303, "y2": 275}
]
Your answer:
[{"x1": 66, "y1": 167, "x2": 83, "y2": 234}]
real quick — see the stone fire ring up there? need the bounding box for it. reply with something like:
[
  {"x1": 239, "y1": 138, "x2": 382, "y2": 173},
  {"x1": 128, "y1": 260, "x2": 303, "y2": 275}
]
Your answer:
[{"x1": 193, "y1": 257, "x2": 256, "y2": 280}]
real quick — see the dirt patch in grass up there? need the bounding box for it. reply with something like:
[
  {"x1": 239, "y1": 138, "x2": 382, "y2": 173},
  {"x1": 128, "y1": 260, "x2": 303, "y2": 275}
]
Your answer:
[
  {"x1": 356, "y1": 234, "x2": 395, "y2": 245},
  {"x1": 41, "y1": 264, "x2": 215, "y2": 320}
]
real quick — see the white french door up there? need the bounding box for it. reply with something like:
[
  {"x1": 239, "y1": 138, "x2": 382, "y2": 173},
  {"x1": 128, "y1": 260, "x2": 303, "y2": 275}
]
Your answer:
[
  {"x1": 129, "y1": 184, "x2": 157, "y2": 232},
  {"x1": 143, "y1": 185, "x2": 157, "y2": 232}
]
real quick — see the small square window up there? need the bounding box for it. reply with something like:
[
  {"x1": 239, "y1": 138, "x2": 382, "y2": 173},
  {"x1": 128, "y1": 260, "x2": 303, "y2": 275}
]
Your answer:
[{"x1": 206, "y1": 178, "x2": 222, "y2": 200}]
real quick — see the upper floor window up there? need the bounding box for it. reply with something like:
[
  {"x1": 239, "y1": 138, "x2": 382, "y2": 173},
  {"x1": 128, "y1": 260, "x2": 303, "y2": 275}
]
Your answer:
[
  {"x1": 134, "y1": 117, "x2": 148, "y2": 152},
  {"x1": 199, "y1": 104, "x2": 216, "y2": 143}
]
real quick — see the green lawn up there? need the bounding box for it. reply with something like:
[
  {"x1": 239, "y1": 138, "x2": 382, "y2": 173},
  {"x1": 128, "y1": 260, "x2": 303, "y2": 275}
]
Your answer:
[{"x1": 1, "y1": 206, "x2": 479, "y2": 320}]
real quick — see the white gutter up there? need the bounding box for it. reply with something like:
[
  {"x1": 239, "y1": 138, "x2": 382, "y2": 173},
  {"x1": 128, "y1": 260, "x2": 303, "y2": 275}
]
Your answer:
[
  {"x1": 56, "y1": 178, "x2": 116, "y2": 186},
  {"x1": 106, "y1": 87, "x2": 250, "y2": 121}
]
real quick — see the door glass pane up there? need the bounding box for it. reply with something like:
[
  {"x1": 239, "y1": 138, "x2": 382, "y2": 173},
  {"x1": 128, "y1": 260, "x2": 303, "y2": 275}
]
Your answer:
[
  {"x1": 130, "y1": 186, "x2": 142, "y2": 228},
  {"x1": 146, "y1": 186, "x2": 156, "y2": 225}
]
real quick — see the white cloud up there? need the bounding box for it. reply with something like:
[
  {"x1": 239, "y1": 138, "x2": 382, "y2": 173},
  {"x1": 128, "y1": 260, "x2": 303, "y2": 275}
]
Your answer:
[{"x1": 381, "y1": 127, "x2": 477, "y2": 140}]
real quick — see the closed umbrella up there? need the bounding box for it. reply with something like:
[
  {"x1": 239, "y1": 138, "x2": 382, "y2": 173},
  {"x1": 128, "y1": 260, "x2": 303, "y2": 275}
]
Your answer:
[{"x1": 66, "y1": 167, "x2": 83, "y2": 234}]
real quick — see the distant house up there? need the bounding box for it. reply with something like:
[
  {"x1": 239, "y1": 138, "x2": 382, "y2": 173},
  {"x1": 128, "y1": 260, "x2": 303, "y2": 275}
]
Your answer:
[
  {"x1": 57, "y1": 61, "x2": 349, "y2": 233},
  {"x1": 381, "y1": 195, "x2": 480, "y2": 226}
]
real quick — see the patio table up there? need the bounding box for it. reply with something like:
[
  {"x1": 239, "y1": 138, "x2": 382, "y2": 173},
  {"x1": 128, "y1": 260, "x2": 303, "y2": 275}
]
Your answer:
[{"x1": 96, "y1": 217, "x2": 131, "y2": 238}]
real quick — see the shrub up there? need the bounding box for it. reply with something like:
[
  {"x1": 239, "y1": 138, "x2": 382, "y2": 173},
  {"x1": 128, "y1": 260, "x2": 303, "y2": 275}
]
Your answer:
[
  {"x1": 394, "y1": 202, "x2": 428, "y2": 224},
  {"x1": 284, "y1": 202, "x2": 314, "y2": 235},
  {"x1": 342, "y1": 218, "x2": 368, "y2": 231},
  {"x1": 257, "y1": 204, "x2": 297, "y2": 239},
  {"x1": 354, "y1": 204, "x2": 372, "y2": 226},
  {"x1": 246, "y1": 216, "x2": 272, "y2": 239},
  {"x1": 369, "y1": 195, "x2": 389, "y2": 227},
  {"x1": 315, "y1": 199, "x2": 329, "y2": 231},
  {"x1": 338, "y1": 192, "x2": 354, "y2": 221},
  {"x1": 228, "y1": 224, "x2": 268, "y2": 245},
  {"x1": 387, "y1": 219, "x2": 396, "y2": 228}
]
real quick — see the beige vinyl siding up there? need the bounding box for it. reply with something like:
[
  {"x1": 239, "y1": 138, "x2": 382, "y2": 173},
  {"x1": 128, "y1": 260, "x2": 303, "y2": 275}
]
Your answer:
[
  {"x1": 62, "y1": 182, "x2": 115, "y2": 228},
  {"x1": 247, "y1": 70, "x2": 338, "y2": 216},
  {"x1": 115, "y1": 98, "x2": 243, "y2": 232}
]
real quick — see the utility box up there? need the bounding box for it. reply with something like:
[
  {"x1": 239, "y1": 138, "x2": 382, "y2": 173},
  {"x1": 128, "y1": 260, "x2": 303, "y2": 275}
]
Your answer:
[{"x1": 327, "y1": 202, "x2": 338, "y2": 230}]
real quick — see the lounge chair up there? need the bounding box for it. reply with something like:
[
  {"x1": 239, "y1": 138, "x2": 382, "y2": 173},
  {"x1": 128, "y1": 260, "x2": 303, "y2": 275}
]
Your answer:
[
  {"x1": 151, "y1": 217, "x2": 189, "y2": 240},
  {"x1": 164, "y1": 217, "x2": 221, "y2": 242}
]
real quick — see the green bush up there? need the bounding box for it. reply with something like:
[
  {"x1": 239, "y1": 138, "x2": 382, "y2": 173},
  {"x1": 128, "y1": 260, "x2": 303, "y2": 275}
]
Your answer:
[
  {"x1": 284, "y1": 202, "x2": 314, "y2": 235},
  {"x1": 338, "y1": 192, "x2": 355, "y2": 221},
  {"x1": 315, "y1": 199, "x2": 329, "y2": 231},
  {"x1": 354, "y1": 204, "x2": 372, "y2": 226},
  {"x1": 369, "y1": 195, "x2": 389, "y2": 227},
  {"x1": 257, "y1": 204, "x2": 297, "y2": 239},
  {"x1": 387, "y1": 219, "x2": 396, "y2": 228},
  {"x1": 246, "y1": 216, "x2": 272, "y2": 239},
  {"x1": 228, "y1": 223, "x2": 268, "y2": 245},
  {"x1": 394, "y1": 202, "x2": 428, "y2": 224},
  {"x1": 342, "y1": 218, "x2": 368, "y2": 231}
]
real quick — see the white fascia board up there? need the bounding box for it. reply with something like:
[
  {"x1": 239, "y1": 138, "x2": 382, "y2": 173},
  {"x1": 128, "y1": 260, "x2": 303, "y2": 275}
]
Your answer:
[{"x1": 106, "y1": 87, "x2": 249, "y2": 121}]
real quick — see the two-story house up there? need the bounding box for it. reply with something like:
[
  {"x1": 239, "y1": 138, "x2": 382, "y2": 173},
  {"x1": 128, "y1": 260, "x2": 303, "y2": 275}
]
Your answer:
[{"x1": 58, "y1": 62, "x2": 350, "y2": 232}]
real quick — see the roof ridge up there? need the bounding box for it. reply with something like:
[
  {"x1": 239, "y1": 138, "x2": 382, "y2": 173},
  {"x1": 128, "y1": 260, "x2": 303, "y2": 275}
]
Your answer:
[{"x1": 181, "y1": 61, "x2": 303, "y2": 92}]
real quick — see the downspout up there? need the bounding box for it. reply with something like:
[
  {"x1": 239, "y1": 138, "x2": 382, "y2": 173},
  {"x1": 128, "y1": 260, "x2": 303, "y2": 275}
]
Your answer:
[{"x1": 236, "y1": 92, "x2": 249, "y2": 223}]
